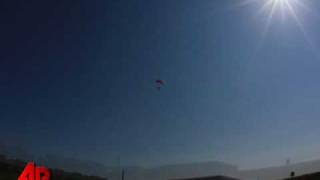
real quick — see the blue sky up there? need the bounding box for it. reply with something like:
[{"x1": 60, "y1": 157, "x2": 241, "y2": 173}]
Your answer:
[{"x1": 1, "y1": 0, "x2": 320, "y2": 169}]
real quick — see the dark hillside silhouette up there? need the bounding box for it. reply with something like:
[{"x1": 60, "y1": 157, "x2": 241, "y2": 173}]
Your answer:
[
  {"x1": 171, "y1": 175, "x2": 240, "y2": 180},
  {"x1": 283, "y1": 172, "x2": 320, "y2": 180}
]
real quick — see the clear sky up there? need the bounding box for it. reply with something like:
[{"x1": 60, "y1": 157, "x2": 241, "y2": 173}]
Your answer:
[{"x1": 1, "y1": 0, "x2": 320, "y2": 169}]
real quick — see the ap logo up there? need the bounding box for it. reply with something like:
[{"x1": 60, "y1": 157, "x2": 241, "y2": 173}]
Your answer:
[{"x1": 18, "y1": 162, "x2": 51, "y2": 180}]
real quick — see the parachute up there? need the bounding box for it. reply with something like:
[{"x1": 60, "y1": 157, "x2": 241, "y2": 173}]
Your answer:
[{"x1": 155, "y1": 79, "x2": 165, "y2": 90}]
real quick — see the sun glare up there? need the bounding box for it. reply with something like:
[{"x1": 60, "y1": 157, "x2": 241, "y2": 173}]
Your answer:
[
  {"x1": 235, "y1": 0, "x2": 317, "y2": 55},
  {"x1": 259, "y1": 0, "x2": 311, "y2": 40},
  {"x1": 261, "y1": 0, "x2": 301, "y2": 19},
  {"x1": 238, "y1": 0, "x2": 310, "y2": 34},
  {"x1": 237, "y1": 0, "x2": 309, "y2": 24}
]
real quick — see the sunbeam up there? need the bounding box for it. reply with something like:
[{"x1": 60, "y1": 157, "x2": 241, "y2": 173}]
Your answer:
[{"x1": 235, "y1": 0, "x2": 317, "y2": 56}]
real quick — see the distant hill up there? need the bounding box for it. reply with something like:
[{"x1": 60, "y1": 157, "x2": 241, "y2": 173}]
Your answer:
[
  {"x1": 104, "y1": 161, "x2": 238, "y2": 180},
  {"x1": 238, "y1": 160, "x2": 320, "y2": 180},
  {"x1": 37, "y1": 154, "x2": 113, "y2": 177},
  {"x1": 283, "y1": 172, "x2": 320, "y2": 180},
  {"x1": 147, "y1": 161, "x2": 238, "y2": 180},
  {"x1": 3, "y1": 142, "x2": 320, "y2": 180},
  {"x1": 171, "y1": 175, "x2": 240, "y2": 180}
]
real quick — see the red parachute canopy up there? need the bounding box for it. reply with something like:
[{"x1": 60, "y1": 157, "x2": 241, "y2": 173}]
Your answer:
[
  {"x1": 155, "y1": 79, "x2": 165, "y2": 90},
  {"x1": 156, "y1": 79, "x2": 165, "y2": 85}
]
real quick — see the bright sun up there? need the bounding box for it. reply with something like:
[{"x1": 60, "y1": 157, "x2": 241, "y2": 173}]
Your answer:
[
  {"x1": 239, "y1": 0, "x2": 307, "y2": 21},
  {"x1": 237, "y1": 0, "x2": 315, "y2": 51},
  {"x1": 262, "y1": 0, "x2": 300, "y2": 18},
  {"x1": 260, "y1": 0, "x2": 309, "y2": 35},
  {"x1": 239, "y1": 0, "x2": 309, "y2": 33}
]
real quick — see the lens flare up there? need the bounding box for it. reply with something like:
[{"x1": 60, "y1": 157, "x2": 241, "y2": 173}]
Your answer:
[
  {"x1": 236, "y1": 0, "x2": 309, "y2": 29},
  {"x1": 260, "y1": 0, "x2": 315, "y2": 49},
  {"x1": 235, "y1": 0, "x2": 316, "y2": 54}
]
